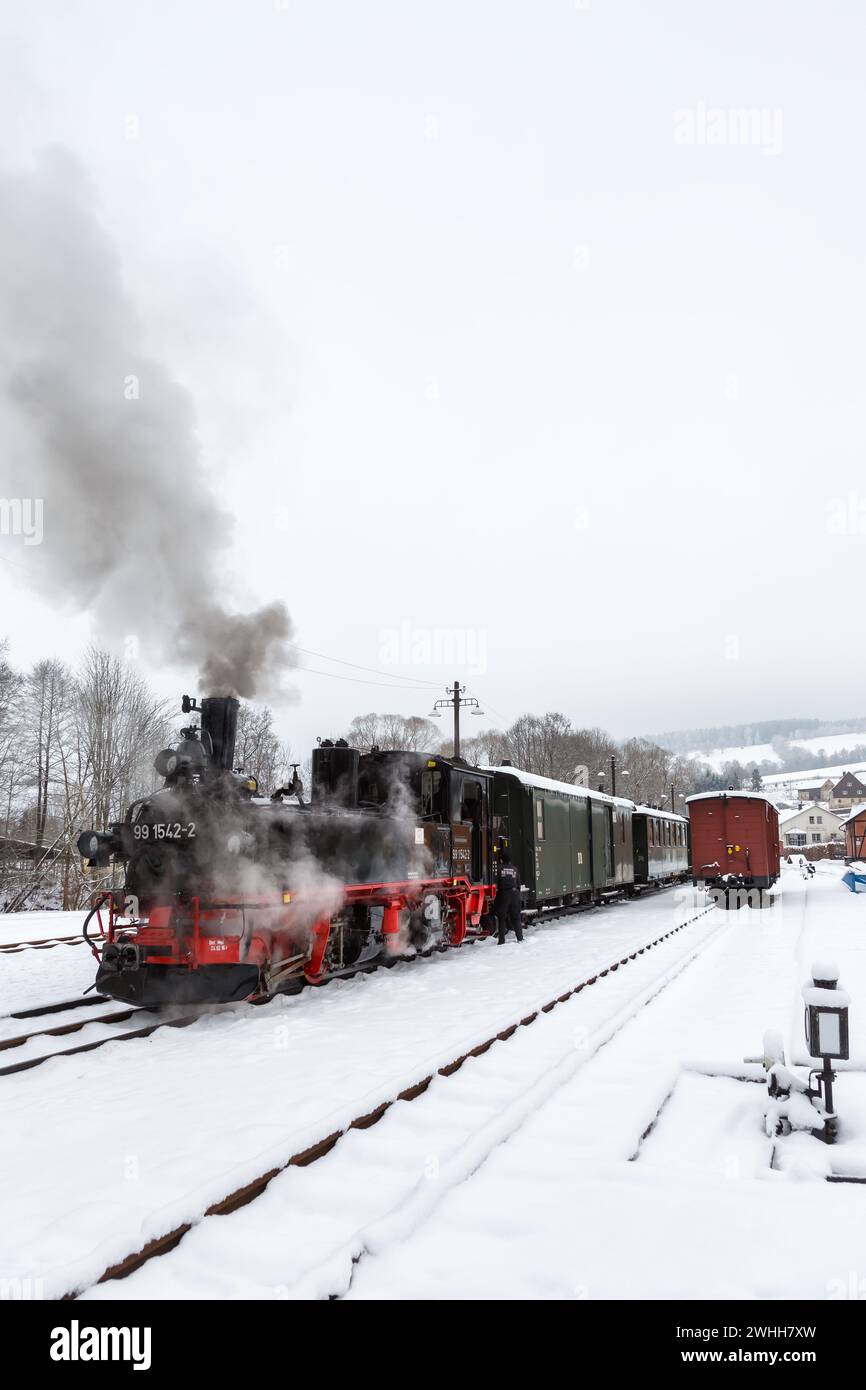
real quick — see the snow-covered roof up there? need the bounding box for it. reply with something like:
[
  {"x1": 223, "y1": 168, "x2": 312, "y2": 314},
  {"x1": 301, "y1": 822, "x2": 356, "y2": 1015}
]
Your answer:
[
  {"x1": 686, "y1": 790, "x2": 777, "y2": 806},
  {"x1": 779, "y1": 803, "x2": 843, "y2": 825},
  {"x1": 489, "y1": 765, "x2": 633, "y2": 809},
  {"x1": 840, "y1": 803, "x2": 866, "y2": 827},
  {"x1": 632, "y1": 804, "x2": 689, "y2": 823},
  {"x1": 489, "y1": 766, "x2": 690, "y2": 821}
]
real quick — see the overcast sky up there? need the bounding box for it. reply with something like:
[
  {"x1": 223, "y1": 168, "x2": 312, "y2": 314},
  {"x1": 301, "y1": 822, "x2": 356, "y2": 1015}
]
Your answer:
[{"x1": 1, "y1": 1, "x2": 865, "y2": 756}]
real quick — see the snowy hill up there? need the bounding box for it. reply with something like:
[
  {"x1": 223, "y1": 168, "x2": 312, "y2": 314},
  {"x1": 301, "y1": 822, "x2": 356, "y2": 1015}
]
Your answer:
[{"x1": 685, "y1": 730, "x2": 866, "y2": 774}]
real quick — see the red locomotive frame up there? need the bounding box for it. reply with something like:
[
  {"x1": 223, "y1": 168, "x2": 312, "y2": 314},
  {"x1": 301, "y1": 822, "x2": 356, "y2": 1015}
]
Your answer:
[{"x1": 87, "y1": 875, "x2": 497, "y2": 996}]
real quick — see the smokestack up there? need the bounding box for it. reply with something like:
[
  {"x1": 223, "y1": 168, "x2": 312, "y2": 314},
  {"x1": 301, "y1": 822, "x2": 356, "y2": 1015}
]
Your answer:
[{"x1": 201, "y1": 696, "x2": 239, "y2": 772}]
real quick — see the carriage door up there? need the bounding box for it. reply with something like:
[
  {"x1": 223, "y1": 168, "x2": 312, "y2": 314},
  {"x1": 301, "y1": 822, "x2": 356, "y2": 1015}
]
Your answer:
[{"x1": 460, "y1": 778, "x2": 487, "y2": 883}]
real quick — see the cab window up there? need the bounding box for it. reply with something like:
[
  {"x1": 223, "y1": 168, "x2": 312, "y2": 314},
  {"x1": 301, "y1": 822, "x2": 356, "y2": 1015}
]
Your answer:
[{"x1": 420, "y1": 769, "x2": 446, "y2": 821}]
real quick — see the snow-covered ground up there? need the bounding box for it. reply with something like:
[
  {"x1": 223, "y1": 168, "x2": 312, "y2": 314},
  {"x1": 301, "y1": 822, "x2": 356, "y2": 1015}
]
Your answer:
[
  {"x1": 339, "y1": 864, "x2": 866, "y2": 1301},
  {"x1": 1, "y1": 887, "x2": 714, "y2": 1298},
  {"x1": 688, "y1": 741, "x2": 782, "y2": 770},
  {"x1": 6, "y1": 868, "x2": 866, "y2": 1301},
  {"x1": 0, "y1": 908, "x2": 86, "y2": 949},
  {"x1": 689, "y1": 732, "x2": 866, "y2": 775}
]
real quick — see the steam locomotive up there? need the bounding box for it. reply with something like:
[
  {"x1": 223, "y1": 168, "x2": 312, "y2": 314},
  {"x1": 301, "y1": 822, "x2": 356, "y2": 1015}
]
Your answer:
[{"x1": 77, "y1": 694, "x2": 690, "y2": 1006}]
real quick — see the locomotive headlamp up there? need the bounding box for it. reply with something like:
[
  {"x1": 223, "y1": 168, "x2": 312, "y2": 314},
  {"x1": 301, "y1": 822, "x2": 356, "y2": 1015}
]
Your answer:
[
  {"x1": 803, "y1": 963, "x2": 850, "y2": 1061},
  {"x1": 154, "y1": 749, "x2": 179, "y2": 778},
  {"x1": 282, "y1": 891, "x2": 292, "y2": 905},
  {"x1": 76, "y1": 829, "x2": 118, "y2": 866},
  {"x1": 427, "y1": 760, "x2": 437, "y2": 768}
]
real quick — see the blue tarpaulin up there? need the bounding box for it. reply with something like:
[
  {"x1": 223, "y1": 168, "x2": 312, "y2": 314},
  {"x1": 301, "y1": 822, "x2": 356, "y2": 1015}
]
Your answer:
[{"x1": 842, "y1": 869, "x2": 866, "y2": 893}]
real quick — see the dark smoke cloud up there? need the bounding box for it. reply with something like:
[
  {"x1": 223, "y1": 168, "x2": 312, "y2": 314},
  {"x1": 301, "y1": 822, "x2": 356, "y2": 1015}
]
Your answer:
[{"x1": 0, "y1": 146, "x2": 294, "y2": 698}]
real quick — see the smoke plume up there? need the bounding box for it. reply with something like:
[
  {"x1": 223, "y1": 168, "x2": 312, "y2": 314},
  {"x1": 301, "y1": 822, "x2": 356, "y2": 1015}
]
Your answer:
[{"x1": 0, "y1": 147, "x2": 293, "y2": 698}]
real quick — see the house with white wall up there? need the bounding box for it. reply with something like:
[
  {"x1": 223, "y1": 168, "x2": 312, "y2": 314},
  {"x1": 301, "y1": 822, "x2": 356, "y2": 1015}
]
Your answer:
[{"x1": 779, "y1": 802, "x2": 844, "y2": 849}]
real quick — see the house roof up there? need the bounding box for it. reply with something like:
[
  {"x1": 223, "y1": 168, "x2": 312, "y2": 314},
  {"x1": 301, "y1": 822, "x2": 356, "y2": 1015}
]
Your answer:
[
  {"x1": 841, "y1": 803, "x2": 866, "y2": 827},
  {"x1": 832, "y1": 772, "x2": 866, "y2": 796},
  {"x1": 779, "y1": 803, "x2": 844, "y2": 826}
]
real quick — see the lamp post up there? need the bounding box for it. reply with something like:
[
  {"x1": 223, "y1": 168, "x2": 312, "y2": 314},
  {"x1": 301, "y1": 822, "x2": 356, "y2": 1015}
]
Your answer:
[
  {"x1": 430, "y1": 680, "x2": 482, "y2": 760},
  {"x1": 803, "y1": 961, "x2": 850, "y2": 1144},
  {"x1": 596, "y1": 757, "x2": 628, "y2": 797}
]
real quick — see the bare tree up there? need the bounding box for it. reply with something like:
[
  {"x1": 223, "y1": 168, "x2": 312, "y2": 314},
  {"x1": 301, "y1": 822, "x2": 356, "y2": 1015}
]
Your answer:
[
  {"x1": 0, "y1": 639, "x2": 24, "y2": 837},
  {"x1": 455, "y1": 727, "x2": 511, "y2": 767},
  {"x1": 234, "y1": 701, "x2": 291, "y2": 789},
  {"x1": 21, "y1": 658, "x2": 70, "y2": 847},
  {"x1": 343, "y1": 711, "x2": 441, "y2": 753},
  {"x1": 54, "y1": 649, "x2": 172, "y2": 908}
]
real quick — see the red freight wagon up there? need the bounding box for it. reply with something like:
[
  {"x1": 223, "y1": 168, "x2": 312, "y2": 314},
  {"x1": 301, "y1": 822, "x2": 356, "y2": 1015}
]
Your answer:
[{"x1": 686, "y1": 791, "x2": 780, "y2": 908}]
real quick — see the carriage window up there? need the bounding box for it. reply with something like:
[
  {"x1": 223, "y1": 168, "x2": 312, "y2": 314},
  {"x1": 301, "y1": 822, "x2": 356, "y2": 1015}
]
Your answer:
[{"x1": 536, "y1": 800, "x2": 545, "y2": 841}]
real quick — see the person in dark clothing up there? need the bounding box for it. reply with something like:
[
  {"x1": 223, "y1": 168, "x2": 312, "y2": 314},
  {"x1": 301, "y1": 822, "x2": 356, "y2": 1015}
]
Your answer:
[{"x1": 496, "y1": 850, "x2": 523, "y2": 943}]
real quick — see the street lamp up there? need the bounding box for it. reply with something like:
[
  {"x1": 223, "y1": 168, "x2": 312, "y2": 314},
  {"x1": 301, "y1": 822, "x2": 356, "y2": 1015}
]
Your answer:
[
  {"x1": 429, "y1": 680, "x2": 482, "y2": 759},
  {"x1": 804, "y1": 963, "x2": 849, "y2": 1061},
  {"x1": 596, "y1": 757, "x2": 628, "y2": 796},
  {"x1": 803, "y1": 961, "x2": 850, "y2": 1143}
]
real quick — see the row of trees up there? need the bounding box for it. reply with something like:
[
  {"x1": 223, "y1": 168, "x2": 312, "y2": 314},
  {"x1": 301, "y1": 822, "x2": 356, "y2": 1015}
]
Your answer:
[{"x1": 0, "y1": 640, "x2": 295, "y2": 910}]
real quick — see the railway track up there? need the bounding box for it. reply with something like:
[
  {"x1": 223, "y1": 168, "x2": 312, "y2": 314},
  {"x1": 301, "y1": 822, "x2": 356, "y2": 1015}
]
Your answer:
[
  {"x1": 2, "y1": 883, "x2": 696, "y2": 1081},
  {"x1": 73, "y1": 896, "x2": 719, "y2": 1298},
  {"x1": 0, "y1": 1005, "x2": 148, "y2": 1055},
  {"x1": 0, "y1": 931, "x2": 87, "y2": 953},
  {"x1": 0, "y1": 1009, "x2": 205, "y2": 1077},
  {"x1": 9, "y1": 993, "x2": 110, "y2": 1020}
]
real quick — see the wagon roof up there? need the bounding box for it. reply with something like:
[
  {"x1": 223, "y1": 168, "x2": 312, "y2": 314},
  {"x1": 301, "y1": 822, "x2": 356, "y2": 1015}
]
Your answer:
[
  {"x1": 488, "y1": 765, "x2": 633, "y2": 809},
  {"x1": 685, "y1": 790, "x2": 777, "y2": 806},
  {"x1": 632, "y1": 804, "x2": 689, "y2": 823}
]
